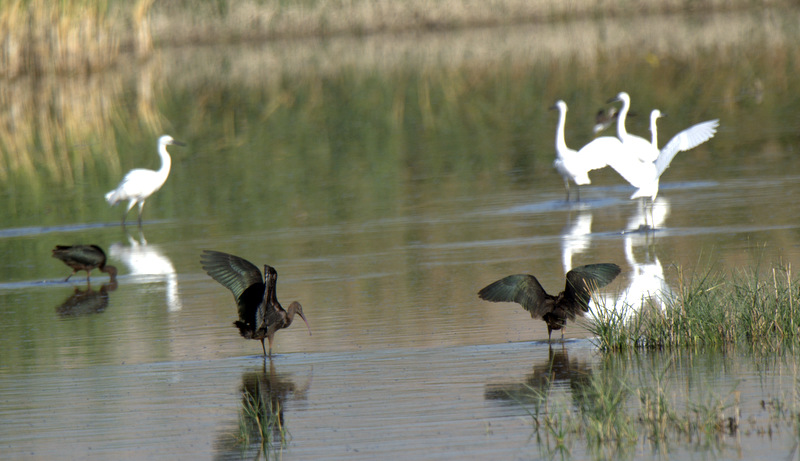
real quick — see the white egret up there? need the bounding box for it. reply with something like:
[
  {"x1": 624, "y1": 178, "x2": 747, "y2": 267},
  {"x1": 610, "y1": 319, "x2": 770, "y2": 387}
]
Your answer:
[
  {"x1": 607, "y1": 109, "x2": 719, "y2": 228},
  {"x1": 550, "y1": 100, "x2": 623, "y2": 201},
  {"x1": 607, "y1": 92, "x2": 658, "y2": 163},
  {"x1": 105, "y1": 135, "x2": 185, "y2": 226}
]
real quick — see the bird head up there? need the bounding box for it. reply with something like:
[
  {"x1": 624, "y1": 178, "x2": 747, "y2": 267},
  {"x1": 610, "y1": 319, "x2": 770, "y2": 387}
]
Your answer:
[
  {"x1": 159, "y1": 135, "x2": 186, "y2": 147},
  {"x1": 606, "y1": 91, "x2": 629, "y2": 105},
  {"x1": 288, "y1": 301, "x2": 312, "y2": 336},
  {"x1": 549, "y1": 100, "x2": 567, "y2": 113}
]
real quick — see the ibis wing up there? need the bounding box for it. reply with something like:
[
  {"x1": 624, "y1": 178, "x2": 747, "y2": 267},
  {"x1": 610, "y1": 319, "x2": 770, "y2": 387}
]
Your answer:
[
  {"x1": 478, "y1": 274, "x2": 550, "y2": 318},
  {"x1": 201, "y1": 250, "x2": 265, "y2": 320},
  {"x1": 564, "y1": 263, "x2": 621, "y2": 313},
  {"x1": 655, "y1": 119, "x2": 719, "y2": 176},
  {"x1": 53, "y1": 245, "x2": 105, "y2": 266}
]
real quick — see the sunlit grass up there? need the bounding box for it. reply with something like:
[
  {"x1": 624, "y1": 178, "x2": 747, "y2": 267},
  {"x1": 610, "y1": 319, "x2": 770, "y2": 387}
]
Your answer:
[{"x1": 589, "y1": 263, "x2": 800, "y2": 352}]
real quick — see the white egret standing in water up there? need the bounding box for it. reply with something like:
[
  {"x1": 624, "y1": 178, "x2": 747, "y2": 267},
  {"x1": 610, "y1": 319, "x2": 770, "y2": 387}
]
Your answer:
[
  {"x1": 105, "y1": 135, "x2": 185, "y2": 226},
  {"x1": 550, "y1": 100, "x2": 623, "y2": 201},
  {"x1": 607, "y1": 109, "x2": 719, "y2": 228}
]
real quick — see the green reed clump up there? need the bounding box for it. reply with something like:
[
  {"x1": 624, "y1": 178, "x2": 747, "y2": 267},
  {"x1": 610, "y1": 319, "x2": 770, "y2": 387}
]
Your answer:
[
  {"x1": 236, "y1": 386, "x2": 290, "y2": 453},
  {"x1": 573, "y1": 369, "x2": 637, "y2": 447},
  {"x1": 521, "y1": 361, "x2": 743, "y2": 458},
  {"x1": 590, "y1": 263, "x2": 800, "y2": 352}
]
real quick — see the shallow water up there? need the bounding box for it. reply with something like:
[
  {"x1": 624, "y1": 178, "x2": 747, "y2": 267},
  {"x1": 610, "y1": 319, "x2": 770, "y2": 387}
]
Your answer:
[{"x1": 2, "y1": 7, "x2": 800, "y2": 460}]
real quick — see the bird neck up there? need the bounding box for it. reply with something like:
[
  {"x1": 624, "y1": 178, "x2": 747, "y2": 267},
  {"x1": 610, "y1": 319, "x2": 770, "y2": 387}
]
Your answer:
[
  {"x1": 102, "y1": 265, "x2": 118, "y2": 282},
  {"x1": 616, "y1": 98, "x2": 630, "y2": 139},
  {"x1": 555, "y1": 106, "x2": 569, "y2": 155},
  {"x1": 156, "y1": 143, "x2": 172, "y2": 179},
  {"x1": 650, "y1": 114, "x2": 659, "y2": 147}
]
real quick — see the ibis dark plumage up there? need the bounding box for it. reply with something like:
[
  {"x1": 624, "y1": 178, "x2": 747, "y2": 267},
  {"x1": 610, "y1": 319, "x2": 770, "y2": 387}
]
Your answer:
[
  {"x1": 52, "y1": 245, "x2": 118, "y2": 283},
  {"x1": 200, "y1": 250, "x2": 311, "y2": 357},
  {"x1": 478, "y1": 263, "x2": 621, "y2": 341}
]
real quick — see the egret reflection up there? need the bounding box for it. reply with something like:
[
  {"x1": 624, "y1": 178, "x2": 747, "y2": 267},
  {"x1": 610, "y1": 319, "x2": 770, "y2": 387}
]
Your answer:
[
  {"x1": 55, "y1": 281, "x2": 118, "y2": 317},
  {"x1": 613, "y1": 198, "x2": 673, "y2": 320},
  {"x1": 110, "y1": 229, "x2": 182, "y2": 312},
  {"x1": 560, "y1": 209, "x2": 594, "y2": 273}
]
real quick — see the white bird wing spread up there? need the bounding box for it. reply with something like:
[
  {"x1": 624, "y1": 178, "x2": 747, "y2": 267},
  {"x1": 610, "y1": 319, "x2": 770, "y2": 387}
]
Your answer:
[
  {"x1": 576, "y1": 136, "x2": 622, "y2": 172},
  {"x1": 655, "y1": 119, "x2": 719, "y2": 176},
  {"x1": 606, "y1": 154, "x2": 657, "y2": 189}
]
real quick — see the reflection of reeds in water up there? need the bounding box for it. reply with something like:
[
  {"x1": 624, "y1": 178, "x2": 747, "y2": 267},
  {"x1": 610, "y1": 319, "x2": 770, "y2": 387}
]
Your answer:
[
  {"x1": 238, "y1": 386, "x2": 287, "y2": 452},
  {"x1": 489, "y1": 351, "x2": 760, "y2": 458},
  {"x1": 229, "y1": 362, "x2": 310, "y2": 457},
  {"x1": 0, "y1": 75, "x2": 123, "y2": 186},
  {"x1": 0, "y1": 0, "x2": 119, "y2": 78},
  {"x1": 0, "y1": 63, "x2": 165, "y2": 199}
]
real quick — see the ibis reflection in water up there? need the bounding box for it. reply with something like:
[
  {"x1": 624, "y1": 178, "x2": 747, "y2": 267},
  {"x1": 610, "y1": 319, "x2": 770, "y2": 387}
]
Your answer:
[
  {"x1": 51, "y1": 244, "x2": 117, "y2": 283},
  {"x1": 105, "y1": 134, "x2": 185, "y2": 226},
  {"x1": 478, "y1": 263, "x2": 621, "y2": 342},
  {"x1": 56, "y1": 281, "x2": 118, "y2": 317},
  {"x1": 485, "y1": 346, "x2": 593, "y2": 405},
  {"x1": 200, "y1": 250, "x2": 312, "y2": 357}
]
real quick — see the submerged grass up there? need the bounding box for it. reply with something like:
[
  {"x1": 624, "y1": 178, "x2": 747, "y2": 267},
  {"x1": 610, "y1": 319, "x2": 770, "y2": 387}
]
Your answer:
[
  {"x1": 589, "y1": 263, "x2": 800, "y2": 352},
  {"x1": 513, "y1": 350, "x2": 799, "y2": 459},
  {"x1": 235, "y1": 381, "x2": 290, "y2": 457}
]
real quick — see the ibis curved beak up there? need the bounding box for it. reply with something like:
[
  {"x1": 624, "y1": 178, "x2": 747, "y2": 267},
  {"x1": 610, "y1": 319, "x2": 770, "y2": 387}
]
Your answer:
[{"x1": 299, "y1": 311, "x2": 312, "y2": 336}]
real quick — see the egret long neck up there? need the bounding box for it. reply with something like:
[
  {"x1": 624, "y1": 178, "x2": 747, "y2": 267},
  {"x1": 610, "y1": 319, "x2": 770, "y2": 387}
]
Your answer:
[
  {"x1": 555, "y1": 105, "x2": 568, "y2": 155},
  {"x1": 156, "y1": 143, "x2": 172, "y2": 181},
  {"x1": 650, "y1": 113, "x2": 660, "y2": 147},
  {"x1": 616, "y1": 97, "x2": 630, "y2": 139}
]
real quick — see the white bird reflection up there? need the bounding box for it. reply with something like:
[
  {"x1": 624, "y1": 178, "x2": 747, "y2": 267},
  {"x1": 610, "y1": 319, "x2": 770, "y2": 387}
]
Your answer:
[
  {"x1": 614, "y1": 198, "x2": 673, "y2": 320},
  {"x1": 110, "y1": 230, "x2": 182, "y2": 312},
  {"x1": 561, "y1": 209, "x2": 594, "y2": 273}
]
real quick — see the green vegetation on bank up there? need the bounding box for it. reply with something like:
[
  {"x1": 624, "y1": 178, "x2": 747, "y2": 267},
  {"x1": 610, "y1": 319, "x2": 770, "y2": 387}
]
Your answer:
[{"x1": 590, "y1": 263, "x2": 800, "y2": 351}]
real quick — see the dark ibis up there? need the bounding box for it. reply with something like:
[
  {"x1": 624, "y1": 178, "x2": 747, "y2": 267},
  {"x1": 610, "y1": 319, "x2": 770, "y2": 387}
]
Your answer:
[
  {"x1": 52, "y1": 245, "x2": 118, "y2": 283},
  {"x1": 200, "y1": 250, "x2": 311, "y2": 357},
  {"x1": 105, "y1": 134, "x2": 185, "y2": 226},
  {"x1": 478, "y1": 263, "x2": 621, "y2": 341},
  {"x1": 593, "y1": 106, "x2": 619, "y2": 135}
]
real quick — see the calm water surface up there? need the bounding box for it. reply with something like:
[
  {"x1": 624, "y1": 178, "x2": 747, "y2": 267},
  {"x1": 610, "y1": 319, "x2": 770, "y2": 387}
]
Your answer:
[{"x1": 2, "y1": 8, "x2": 800, "y2": 460}]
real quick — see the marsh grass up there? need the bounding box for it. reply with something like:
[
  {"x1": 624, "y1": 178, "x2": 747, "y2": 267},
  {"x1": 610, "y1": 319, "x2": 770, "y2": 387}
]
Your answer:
[
  {"x1": 516, "y1": 355, "x2": 795, "y2": 458},
  {"x1": 236, "y1": 384, "x2": 290, "y2": 455},
  {"x1": 589, "y1": 263, "x2": 800, "y2": 352}
]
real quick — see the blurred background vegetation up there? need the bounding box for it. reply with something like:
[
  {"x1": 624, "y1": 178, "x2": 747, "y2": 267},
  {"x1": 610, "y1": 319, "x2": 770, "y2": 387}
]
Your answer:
[{"x1": 0, "y1": 1, "x2": 798, "y2": 232}]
